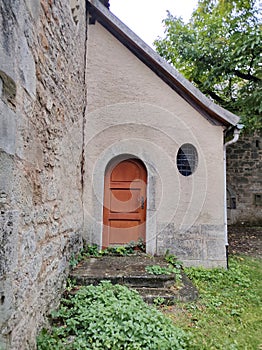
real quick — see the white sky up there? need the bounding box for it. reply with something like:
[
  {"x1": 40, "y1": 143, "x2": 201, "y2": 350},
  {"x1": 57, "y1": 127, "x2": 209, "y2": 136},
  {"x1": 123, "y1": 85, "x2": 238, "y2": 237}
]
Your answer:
[{"x1": 109, "y1": 0, "x2": 198, "y2": 47}]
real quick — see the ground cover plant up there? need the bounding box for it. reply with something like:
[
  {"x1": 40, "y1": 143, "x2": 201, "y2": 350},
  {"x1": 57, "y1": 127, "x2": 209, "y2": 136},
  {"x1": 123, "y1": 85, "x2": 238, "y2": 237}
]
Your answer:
[
  {"x1": 37, "y1": 281, "x2": 190, "y2": 350},
  {"x1": 69, "y1": 241, "x2": 146, "y2": 269},
  {"x1": 162, "y1": 255, "x2": 262, "y2": 350},
  {"x1": 38, "y1": 242, "x2": 261, "y2": 349},
  {"x1": 145, "y1": 253, "x2": 183, "y2": 282}
]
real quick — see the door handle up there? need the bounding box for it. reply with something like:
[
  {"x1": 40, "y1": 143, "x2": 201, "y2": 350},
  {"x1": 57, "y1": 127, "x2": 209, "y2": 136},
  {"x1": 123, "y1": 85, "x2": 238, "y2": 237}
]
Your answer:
[{"x1": 140, "y1": 196, "x2": 144, "y2": 209}]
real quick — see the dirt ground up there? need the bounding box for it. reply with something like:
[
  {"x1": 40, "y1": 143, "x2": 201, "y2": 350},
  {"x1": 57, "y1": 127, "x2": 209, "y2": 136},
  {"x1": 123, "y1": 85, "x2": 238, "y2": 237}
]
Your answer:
[{"x1": 228, "y1": 225, "x2": 262, "y2": 259}]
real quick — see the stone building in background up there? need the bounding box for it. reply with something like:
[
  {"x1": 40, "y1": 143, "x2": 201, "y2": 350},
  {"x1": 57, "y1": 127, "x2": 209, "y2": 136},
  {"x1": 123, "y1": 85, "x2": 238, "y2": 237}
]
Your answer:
[{"x1": 227, "y1": 131, "x2": 262, "y2": 225}]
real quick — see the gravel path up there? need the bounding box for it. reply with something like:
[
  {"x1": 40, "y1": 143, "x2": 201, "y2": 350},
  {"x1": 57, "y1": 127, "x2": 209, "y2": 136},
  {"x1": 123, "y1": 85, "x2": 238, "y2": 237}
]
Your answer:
[{"x1": 228, "y1": 226, "x2": 262, "y2": 259}]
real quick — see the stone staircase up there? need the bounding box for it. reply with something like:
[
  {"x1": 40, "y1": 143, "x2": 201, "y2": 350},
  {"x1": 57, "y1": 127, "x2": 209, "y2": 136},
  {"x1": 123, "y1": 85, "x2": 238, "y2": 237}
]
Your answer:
[{"x1": 69, "y1": 255, "x2": 198, "y2": 304}]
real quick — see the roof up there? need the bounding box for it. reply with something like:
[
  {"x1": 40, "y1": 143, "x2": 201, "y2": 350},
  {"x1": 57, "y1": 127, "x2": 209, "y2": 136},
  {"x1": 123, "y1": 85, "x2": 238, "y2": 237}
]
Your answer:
[{"x1": 87, "y1": 0, "x2": 240, "y2": 127}]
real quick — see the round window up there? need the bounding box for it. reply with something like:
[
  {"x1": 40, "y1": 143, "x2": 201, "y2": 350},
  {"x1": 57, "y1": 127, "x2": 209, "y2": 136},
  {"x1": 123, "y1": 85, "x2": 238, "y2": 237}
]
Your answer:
[{"x1": 176, "y1": 143, "x2": 198, "y2": 176}]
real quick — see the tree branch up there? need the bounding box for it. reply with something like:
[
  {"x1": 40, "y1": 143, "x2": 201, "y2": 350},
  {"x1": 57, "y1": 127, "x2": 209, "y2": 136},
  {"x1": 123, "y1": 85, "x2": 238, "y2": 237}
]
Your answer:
[
  {"x1": 248, "y1": 51, "x2": 255, "y2": 76},
  {"x1": 207, "y1": 90, "x2": 227, "y2": 105},
  {"x1": 195, "y1": 79, "x2": 227, "y2": 105},
  {"x1": 234, "y1": 70, "x2": 261, "y2": 82}
]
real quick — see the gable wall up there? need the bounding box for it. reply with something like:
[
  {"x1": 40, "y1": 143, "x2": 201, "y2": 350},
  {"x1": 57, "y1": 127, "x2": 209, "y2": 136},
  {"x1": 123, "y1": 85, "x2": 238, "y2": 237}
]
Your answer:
[{"x1": 85, "y1": 22, "x2": 227, "y2": 267}]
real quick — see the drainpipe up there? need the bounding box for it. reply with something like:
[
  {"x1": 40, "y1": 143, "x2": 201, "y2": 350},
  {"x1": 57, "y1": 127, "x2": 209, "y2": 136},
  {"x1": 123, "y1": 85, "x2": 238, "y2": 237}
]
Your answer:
[{"x1": 223, "y1": 124, "x2": 243, "y2": 268}]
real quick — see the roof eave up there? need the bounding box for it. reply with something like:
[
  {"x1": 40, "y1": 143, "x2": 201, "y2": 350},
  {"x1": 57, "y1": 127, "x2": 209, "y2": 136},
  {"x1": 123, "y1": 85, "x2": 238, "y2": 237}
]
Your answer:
[{"x1": 87, "y1": 0, "x2": 240, "y2": 127}]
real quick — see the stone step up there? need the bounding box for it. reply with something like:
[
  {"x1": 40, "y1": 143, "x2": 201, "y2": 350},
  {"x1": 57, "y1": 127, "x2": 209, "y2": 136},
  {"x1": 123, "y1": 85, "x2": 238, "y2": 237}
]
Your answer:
[
  {"x1": 70, "y1": 255, "x2": 176, "y2": 287},
  {"x1": 70, "y1": 272, "x2": 175, "y2": 289},
  {"x1": 134, "y1": 273, "x2": 198, "y2": 304},
  {"x1": 69, "y1": 255, "x2": 198, "y2": 304},
  {"x1": 134, "y1": 287, "x2": 179, "y2": 305}
]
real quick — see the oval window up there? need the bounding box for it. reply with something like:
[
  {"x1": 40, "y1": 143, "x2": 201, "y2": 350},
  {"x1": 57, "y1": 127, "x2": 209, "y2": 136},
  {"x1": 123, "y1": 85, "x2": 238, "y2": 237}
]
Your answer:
[{"x1": 177, "y1": 143, "x2": 198, "y2": 176}]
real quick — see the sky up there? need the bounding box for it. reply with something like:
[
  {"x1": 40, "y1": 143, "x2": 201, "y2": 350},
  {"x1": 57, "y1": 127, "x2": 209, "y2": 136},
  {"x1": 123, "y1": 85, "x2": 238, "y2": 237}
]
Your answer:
[{"x1": 109, "y1": 0, "x2": 198, "y2": 47}]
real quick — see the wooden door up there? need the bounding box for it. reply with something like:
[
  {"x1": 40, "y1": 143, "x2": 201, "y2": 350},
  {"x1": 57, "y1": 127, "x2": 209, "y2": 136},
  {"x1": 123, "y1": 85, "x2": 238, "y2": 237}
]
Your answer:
[{"x1": 103, "y1": 159, "x2": 147, "y2": 247}]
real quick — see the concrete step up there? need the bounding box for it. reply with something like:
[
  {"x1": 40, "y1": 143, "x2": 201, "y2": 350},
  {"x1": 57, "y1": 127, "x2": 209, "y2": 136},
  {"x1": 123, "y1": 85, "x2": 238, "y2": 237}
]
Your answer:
[
  {"x1": 134, "y1": 273, "x2": 198, "y2": 304},
  {"x1": 134, "y1": 287, "x2": 181, "y2": 305},
  {"x1": 69, "y1": 255, "x2": 198, "y2": 304},
  {"x1": 70, "y1": 272, "x2": 175, "y2": 289}
]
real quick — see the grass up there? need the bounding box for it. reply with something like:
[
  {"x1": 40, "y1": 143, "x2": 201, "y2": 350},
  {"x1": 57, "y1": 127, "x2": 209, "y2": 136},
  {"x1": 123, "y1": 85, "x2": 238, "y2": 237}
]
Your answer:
[
  {"x1": 37, "y1": 255, "x2": 261, "y2": 349},
  {"x1": 161, "y1": 255, "x2": 262, "y2": 350}
]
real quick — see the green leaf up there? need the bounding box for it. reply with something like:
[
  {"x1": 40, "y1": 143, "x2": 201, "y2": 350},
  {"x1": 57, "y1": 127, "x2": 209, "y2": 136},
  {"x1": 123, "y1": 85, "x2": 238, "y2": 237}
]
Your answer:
[{"x1": 154, "y1": 0, "x2": 262, "y2": 132}]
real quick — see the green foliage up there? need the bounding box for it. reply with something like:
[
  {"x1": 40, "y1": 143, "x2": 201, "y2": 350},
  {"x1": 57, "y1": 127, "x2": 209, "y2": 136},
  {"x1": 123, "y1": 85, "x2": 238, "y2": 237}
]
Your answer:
[
  {"x1": 165, "y1": 253, "x2": 183, "y2": 269},
  {"x1": 66, "y1": 278, "x2": 77, "y2": 292},
  {"x1": 39, "y1": 255, "x2": 261, "y2": 349},
  {"x1": 69, "y1": 249, "x2": 88, "y2": 269},
  {"x1": 154, "y1": 0, "x2": 262, "y2": 131},
  {"x1": 153, "y1": 296, "x2": 166, "y2": 306},
  {"x1": 69, "y1": 255, "x2": 80, "y2": 269},
  {"x1": 69, "y1": 247, "x2": 96, "y2": 269},
  {"x1": 100, "y1": 240, "x2": 146, "y2": 256},
  {"x1": 84, "y1": 244, "x2": 100, "y2": 256},
  {"x1": 164, "y1": 255, "x2": 262, "y2": 349},
  {"x1": 145, "y1": 264, "x2": 176, "y2": 275},
  {"x1": 69, "y1": 241, "x2": 146, "y2": 269},
  {"x1": 145, "y1": 254, "x2": 183, "y2": 281},
  {"x1": 100, "y1": 245, "x2": 129, "y2": 256},
  {"x1": 37, "y1": 281, "x2": 190, "y2": 350},
  {"x1": 128, "y1": 238, "x2": 146, "y2": 252},
  {"x1": 145, "y1": 264, "x2": 182, "y2": 282}
]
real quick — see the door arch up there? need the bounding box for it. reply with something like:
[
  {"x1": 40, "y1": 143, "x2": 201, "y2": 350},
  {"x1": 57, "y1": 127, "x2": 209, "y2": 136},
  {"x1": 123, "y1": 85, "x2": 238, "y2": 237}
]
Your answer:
[{"x1": 103, "y1": 158, "x2": 147, "y2": 247}]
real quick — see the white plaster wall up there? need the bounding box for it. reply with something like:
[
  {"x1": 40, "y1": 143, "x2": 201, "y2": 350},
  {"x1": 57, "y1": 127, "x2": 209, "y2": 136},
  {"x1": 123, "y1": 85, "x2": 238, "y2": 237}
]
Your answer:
[{"x1": 84, "y1": 22, "x2": 226, "y2": 267}]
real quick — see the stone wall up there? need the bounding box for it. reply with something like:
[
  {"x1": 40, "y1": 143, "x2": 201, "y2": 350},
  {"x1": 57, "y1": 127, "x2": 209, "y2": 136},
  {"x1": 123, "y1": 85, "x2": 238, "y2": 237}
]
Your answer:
[
  {"x1": 0, "y1": 0, "x2": 86, "y2": 348},
  {"x1": 226, "y1": 130, "x2": 262, "y2": 225}
]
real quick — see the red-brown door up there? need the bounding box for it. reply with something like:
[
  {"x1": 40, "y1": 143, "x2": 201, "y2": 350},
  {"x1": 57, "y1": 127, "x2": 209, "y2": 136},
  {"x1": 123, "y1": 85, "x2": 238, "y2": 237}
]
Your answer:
[{"x1": 103, "y1": 159, "x2": 147, "y2": 247}]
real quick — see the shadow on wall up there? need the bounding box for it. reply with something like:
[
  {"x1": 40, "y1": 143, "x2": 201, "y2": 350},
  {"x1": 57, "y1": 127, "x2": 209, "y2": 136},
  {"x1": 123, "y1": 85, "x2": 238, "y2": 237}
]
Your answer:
[{"x1": 0, "y1": 71, "x2": 16, "y2": 107}]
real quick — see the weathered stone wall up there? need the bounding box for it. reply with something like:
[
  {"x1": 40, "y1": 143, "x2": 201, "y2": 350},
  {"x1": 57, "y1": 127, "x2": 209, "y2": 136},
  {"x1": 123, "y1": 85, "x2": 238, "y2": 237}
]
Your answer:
[
  {"x1": 0, "y1": 0, "x2": 86, "y2": 348},
  {"x1": 227, "y1": 131, "x2": 262, "y2": 225}
]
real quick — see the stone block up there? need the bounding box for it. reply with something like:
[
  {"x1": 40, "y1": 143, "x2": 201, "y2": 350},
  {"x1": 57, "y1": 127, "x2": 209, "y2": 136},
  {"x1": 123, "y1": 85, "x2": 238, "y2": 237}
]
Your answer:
[
  {"x1": 34, "y1": 206, "x2": 51, "y2": 225},
  {"x1": 36, "y1": 224, "x2": 47, "y2": 242},
  {"x1": 0, "y1": 100, "x2": 16, "y2": 155},
  {"x1": 200, "y1": 224, "x2": 224, "y2": 239},
  {"x1": 20, "y1": 228, "x2": 37, "y2": 261},
  {"x1": 206, "y1": 239, "x2": 226, "y2": 260},
  {"x1": 158, "y1": 237, "x2": 204, "y2": 261},
  {"x1": 0, "y1": 277, "x2": 14, "y2": 326},
  {"x1": 24, "y1": 0, "x2": 41, "y2": 21},
  {"x1": 0, "y1": 210, "x2": 19, "y2": 275},
  {"x1": 0, "y1": 76, "x2": 3, "y2": 96},
  {"x1": 0, "y1": 153, "x2": 14, "y2": 205}
]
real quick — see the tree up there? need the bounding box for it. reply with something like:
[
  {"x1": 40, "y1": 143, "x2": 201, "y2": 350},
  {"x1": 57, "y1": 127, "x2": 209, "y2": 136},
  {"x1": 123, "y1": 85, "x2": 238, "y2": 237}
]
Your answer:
[{"x1": 154, "y1": 0, "x2": 262, "y2": 131}]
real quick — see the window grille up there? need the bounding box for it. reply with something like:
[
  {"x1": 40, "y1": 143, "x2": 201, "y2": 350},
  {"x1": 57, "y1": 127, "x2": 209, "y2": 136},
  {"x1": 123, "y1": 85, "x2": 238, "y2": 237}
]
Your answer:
[{"x1": 177, "y1": 144, "x2": 198, "y2": 176}]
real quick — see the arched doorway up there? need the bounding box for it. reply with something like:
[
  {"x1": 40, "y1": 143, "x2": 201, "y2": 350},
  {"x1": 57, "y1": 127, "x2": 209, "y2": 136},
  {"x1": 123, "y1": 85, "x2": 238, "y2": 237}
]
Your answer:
[{"x1": 102, "y1": 158, "x2": 147, "y2": 247}]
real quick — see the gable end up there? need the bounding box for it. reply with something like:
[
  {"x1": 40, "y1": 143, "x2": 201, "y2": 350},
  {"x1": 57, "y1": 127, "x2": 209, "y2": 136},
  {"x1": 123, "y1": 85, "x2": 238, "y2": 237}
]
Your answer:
[{"x1": 87, "y1": 0, "x2": 240, "y2": 127}]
